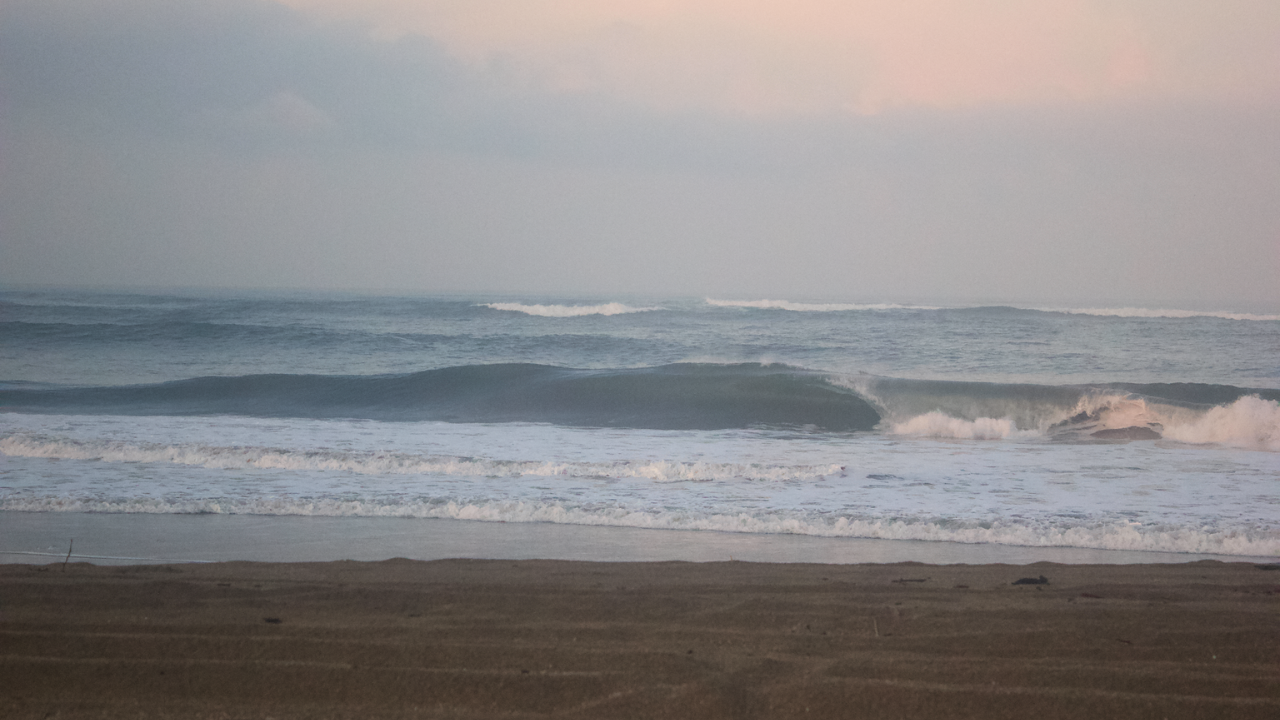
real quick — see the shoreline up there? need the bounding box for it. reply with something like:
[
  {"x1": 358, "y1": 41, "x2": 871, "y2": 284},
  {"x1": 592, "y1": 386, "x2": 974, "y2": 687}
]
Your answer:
[
  {"x1": 3, "y1": 511, "x2": 1277, "y2": 566},
  {"x1": 4, "y1": 557, "x2": 1279, "y2": 718}
]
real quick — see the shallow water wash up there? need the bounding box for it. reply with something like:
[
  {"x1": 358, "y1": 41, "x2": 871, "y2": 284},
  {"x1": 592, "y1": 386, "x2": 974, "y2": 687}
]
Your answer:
[{"x1": 1, "y1": 290, "x2": 1277, "y2": 558}]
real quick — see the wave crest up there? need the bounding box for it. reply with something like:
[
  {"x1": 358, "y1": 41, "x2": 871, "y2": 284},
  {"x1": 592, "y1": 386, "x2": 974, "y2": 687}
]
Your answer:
[
  {"x1": 1041, "y1": 307, "x2": 1280, "y2": 322},
  {"x1": 482, "y1": 302, "x2": 658, "y2": 317},
  {"x1": 706, "y1": 298, "x2": 930, "y2": 312}
]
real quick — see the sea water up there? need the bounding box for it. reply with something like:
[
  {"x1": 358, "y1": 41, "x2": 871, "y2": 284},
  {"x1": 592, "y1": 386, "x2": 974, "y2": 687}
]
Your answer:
[{"x1": 2, "y1": 290, "x2": 1277, "y2": 563}]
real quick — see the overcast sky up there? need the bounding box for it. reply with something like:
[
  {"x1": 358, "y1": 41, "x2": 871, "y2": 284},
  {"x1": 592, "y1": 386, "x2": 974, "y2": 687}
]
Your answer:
[{"x1": 2, "y1": 0, "x2": 1277, "y2": 308}]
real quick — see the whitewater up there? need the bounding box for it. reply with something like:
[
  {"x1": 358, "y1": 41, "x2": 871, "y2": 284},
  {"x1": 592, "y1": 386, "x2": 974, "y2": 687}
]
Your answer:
[{"x1": 2, "y1": 290, "x2": 1278, "y2": 561}]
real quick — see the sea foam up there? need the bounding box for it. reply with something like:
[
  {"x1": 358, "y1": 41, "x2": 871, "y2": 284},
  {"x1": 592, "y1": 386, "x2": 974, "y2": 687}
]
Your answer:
[
  {"x1": 1159, "y1": 395, "x2": 1280, "y2": 452},
  {"x1": 888, "y1": 413, "x2": 1034, "y2": 440},
  {"x1": 0, "y1": 435, "x2": 846, "y2": 483}
]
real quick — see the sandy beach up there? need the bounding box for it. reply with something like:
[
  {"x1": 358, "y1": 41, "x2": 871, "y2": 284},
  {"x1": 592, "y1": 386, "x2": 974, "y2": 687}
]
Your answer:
[{"x1": 3, "y1": 558, "x2": 1278, "y2": 718}]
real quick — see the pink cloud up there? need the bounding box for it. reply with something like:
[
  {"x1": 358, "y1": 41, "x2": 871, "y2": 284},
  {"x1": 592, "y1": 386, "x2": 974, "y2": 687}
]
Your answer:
[{"x1": 280, "y1": 0, "x2": 1280, "y2": 114}]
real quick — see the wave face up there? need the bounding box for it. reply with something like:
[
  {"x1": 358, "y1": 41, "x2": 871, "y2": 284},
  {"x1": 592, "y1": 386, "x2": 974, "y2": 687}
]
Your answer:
[
  {"x1": 0, "y1": 363, "x2": 882, "y2": 431},
  {"x1": 481, "y1": 302, "x2": 658, "y2": 317}
]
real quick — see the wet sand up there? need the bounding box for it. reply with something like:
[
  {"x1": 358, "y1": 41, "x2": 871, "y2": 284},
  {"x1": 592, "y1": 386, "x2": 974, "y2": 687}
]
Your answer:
[{"x1": 3, "y1": 559, "x2": 1278, "y2": 718}]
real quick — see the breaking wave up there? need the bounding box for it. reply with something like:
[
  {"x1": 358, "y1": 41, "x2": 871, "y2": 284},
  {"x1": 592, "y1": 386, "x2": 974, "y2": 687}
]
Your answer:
[
  {"x1": 842, "y1": 376, "x2": 1280, "y2": 451},
  {"x1": 1159, "y1": 395, "x2": 1280, "y2": 451},
  {"x1": 3, "y1": 362, "x2": 1276, "y2": 449},
  {"x1": 884, "y1": 395, "x2": 1280, "y2": 451},
  {"x1": 481, "y1": 302, "x2": 659, "y2": 317}
]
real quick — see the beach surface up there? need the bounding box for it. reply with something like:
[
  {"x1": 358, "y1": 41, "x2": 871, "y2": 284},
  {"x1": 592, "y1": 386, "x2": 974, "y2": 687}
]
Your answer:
[{"x1": 4, "y1": 558, "x2": 1278, "y2": 718}]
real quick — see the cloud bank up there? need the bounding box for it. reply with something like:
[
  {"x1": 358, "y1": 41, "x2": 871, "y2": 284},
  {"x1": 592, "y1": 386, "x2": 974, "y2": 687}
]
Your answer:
[{"x1": 1, "y1": 0, "x2": 1277, "y2": 308}]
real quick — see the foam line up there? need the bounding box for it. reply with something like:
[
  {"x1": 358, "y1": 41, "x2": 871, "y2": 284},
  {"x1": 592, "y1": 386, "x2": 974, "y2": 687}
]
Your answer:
[{"x1": 3, "y1": 496, "x2": 1276, "y2": 557}]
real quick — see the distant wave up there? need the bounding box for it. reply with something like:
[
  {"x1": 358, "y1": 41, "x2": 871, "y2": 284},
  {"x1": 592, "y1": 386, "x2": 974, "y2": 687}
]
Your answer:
[
  {"x1": 707, "y1": 300, "x2": 1280, "y2": 321},
  {"x1": 1036, "y1": 306, "x2": 1280, "y2": 322},
  {"x1": 482, "y1": 302, "x2": 659, "y2": 317},
  {"x1": 706, "y1": 298, "x2": 934, "y2": 312}
]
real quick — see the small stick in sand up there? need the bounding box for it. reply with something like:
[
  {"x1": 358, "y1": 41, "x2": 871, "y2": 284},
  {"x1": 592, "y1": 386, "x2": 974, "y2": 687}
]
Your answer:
[
  {"x1": 873, "y1": 618, "x2": 879, "y2": 637},
  {"x1": 62, "y1": 538, "x2": 74, "y2": 571}
]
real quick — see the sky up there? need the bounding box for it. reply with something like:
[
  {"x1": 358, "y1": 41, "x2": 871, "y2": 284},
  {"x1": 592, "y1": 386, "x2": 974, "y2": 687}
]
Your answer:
[{"x1": 2, "y1": 0, "x2": 1278, "y2": 308}]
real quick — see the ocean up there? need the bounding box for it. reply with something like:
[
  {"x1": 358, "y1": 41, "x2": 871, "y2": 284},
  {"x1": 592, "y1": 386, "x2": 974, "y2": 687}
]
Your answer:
[{"x1": 2, "y1": 289, "x2": 1278, "y2": 564}]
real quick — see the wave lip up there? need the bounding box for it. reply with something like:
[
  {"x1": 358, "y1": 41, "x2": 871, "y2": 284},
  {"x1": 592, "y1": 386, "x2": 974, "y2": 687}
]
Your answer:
[
  {"x1": 481, "y1": 302, "x2": 659, "y2": 317},
  {"x1": 706, "y1": 298, "x2": 934, "y2": 312}
]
